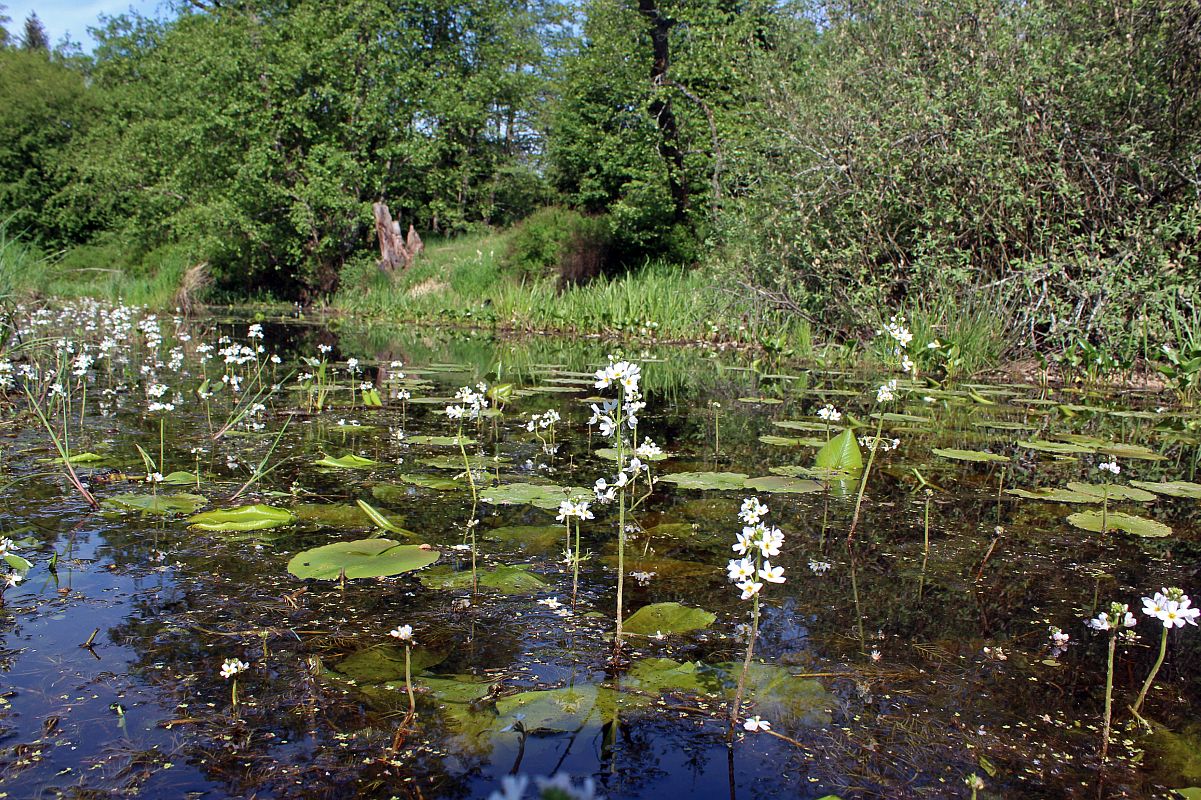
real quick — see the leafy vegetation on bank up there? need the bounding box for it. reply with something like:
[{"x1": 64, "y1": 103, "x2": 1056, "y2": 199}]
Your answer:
[{"x1": 0, "y1": 0, "x2": 1198, "y2": 360}]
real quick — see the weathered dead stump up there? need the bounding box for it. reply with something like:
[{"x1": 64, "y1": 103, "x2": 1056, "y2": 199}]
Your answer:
[{"x1": 373, "y1": 202, "x2": 421, "y2": 273}]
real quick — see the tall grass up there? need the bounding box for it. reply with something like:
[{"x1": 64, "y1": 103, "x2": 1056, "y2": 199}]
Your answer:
[{"x1": 336, "y1": 231, "x2": 814, "y2": 352}]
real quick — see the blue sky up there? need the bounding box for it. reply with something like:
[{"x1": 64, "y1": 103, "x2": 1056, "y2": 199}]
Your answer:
[{"x1": 3, "y1": 0, "x2": 166, "y2": 49}]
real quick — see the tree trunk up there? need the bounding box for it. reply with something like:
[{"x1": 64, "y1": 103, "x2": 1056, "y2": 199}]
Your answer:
[
  {"x1": 373, "y1": 202, "x2": 419, "y2": 273},
  {"x1": 638, "y1": 0, "x2": 689, "y2": 223}
]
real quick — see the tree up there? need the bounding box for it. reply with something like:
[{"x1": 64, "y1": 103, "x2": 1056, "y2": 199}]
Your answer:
[
  {"x1": 21, "y1": 11, "x2": 48, "y2": 51},
  {"x1": 1, "y1": 4, "x2": 12, "y2": 47}
]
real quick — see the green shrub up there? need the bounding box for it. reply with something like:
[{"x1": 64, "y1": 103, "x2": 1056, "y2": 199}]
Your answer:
[{"x1": 502, "y1": 207, "x2": 588, "y2": 280}]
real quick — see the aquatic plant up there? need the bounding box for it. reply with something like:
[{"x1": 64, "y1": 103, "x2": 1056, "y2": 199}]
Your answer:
[
  {"x1": 1130, "y1": 587, "x2": 1199, "y2": 722},
  {"x1": 389, "y1": 624, "x2": 418, "y2": 734},
  {"x1": 1085, "y1": 601, "x2": 1137, "y2": 761},
  {"x1": 727, "y1": 496, "x2": 786, "y2": 735},
  {"x1": 447, "y1": 383, "x2": 490, "y2": 592},
  {"x1": 220, "y1": 657, "x2": 250, "y2": 713}
]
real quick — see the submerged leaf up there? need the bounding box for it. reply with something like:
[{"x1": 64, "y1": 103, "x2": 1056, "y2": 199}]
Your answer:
[
  {"x1": 623, "y1": 602, "x2": 715, "y2": 635},
  {"x1": 1064, "y1": 482, "x2": 1156, "y2": 502},
  {"x1": 287, "y1": 539, "x2": 439, "y2": 579}
]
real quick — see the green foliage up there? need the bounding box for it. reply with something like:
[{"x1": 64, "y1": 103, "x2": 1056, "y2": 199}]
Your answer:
[
  {"x1": 503, "y1": 207, "x2": 585, "y2": 279},
  {"x1": 724, "y1": 0, "x2": 1201, "y2": 354},
  {"x1": 0, "y1": 48, "x2": 100, "y2": 243}
]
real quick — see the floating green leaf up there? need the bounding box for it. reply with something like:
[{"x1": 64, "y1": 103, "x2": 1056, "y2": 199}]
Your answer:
[
  {"x1": 1066, "y1": 511, "x2": 1172, "y2": 538},
  {"x1": 420, "y1": 454, "x2": 511, "y2": 470},
  {"x1": 1065, "y1": 482, "x2": 1156, "y2": 502},
  {"x1": 496, "y1": 685, "x2": 601, "y2": 731},
  {"x1": 481, "y1": 482, "x2": 591, "y2": 510},
  {"x1": 773, "y1": 420, "x2": 843, "y2": 433},
  {"x1": 657, "y1": 472, "x2": 749, "y2": 491},
  {"x1": 335, "y1": 645, "x2": 447, "y2": 682},
  {"x1": 104, "y1": 493, "x2": 208, "y2": 515},
  {"x1": 159, "y1": 470, "x2": 199, "y2": 486},
  {"x1": 485, "y1": 525, "x2": 564, "y2": 554},
  {"x1": 314, "y1": 453, "x2": 379, "y2": 469},
  {"x1": 188, "y1": 504, "x2": 295, "y2": 531},
  {"x1": 406, "y1": 435, "x2": 476, "y2": 446},
  {"x1": 815, "y1": 428, "x2": 863, "y2": 472},
  {"x1": 287, "y1": 539, "x2": 439, "y2": 579},
  {"x1": 418, "y1": 563, "x2": 548, "y2": 593},
  {"x1": 1007, "y1": 488, "x2": 1103, "y2": 504},
  {"x1": 4, "y1": 553, "x2": 33, "y2": 573},
  {"x1": 758, "y1": 435, "x2": 823, "y2": 447},
  {"x1": 626, "y1": 658, "x2": 710, "y2": 695},
  {"x1": 931, "y1": 447, "x2": 1009, "y2": 463},
  {"x1": 1130, "y1": 480, "x2": 1201, "y2": 500},
  {"x1": 737, "y1": 396, "x2": 784, "y2": 405},
  {"x1": 595, "y1": 447, "x2": 668, "y2": 461},
  {"x1": 1017, "y1": 439, "x2": 1092, "y2": 455},
  {"x1": 743, "y1": 475, "x2": 824, "y2": 494},
  {"x1": 623, "y1": 602, "x2": 715, "y2": 635}
]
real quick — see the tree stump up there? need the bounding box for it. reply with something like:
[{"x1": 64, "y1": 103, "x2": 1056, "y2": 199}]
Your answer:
[{"x1": 373, "y1": 202, "x2": 420, "y2": 273}]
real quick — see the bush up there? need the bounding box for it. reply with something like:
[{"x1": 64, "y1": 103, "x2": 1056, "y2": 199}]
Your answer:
[{"x1": 502, "y1": 207, "x2": 587, "y2": 280}]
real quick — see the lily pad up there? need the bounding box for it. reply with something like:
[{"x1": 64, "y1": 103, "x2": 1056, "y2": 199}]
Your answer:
[
  {"x1": 159, "y1": 470, "x2": 200, "y2": 486},
  {"x1": 293, "y1": 503, "x2": 407, "y2": 530},
  {"x1": 1066, "y1": 510, "x2": 1172, "y2": 538},
  {"x1": 594, "y1": 447, "x2": 668, "y2": 462},
  {"x1": 773, "y1": 420, "x2": 843, "y2": 433},
  {"x1": 658, "y1": 472, "x2": 749, "y2": 491},
  {"x1": 731, "y1": 662, "x2": 832, "y2": 727},
  {"x1": 420, "y1": 454, "x2": 511, "y2": 470},
  {"x1": 626, "y1": 658, "x2": 711, "y2": 695},
  {"x1": 759, "y1": 435, "x2": 823, "y2": 447},
  {"x1": 623, "y1": 602, "x2": 715, "y2": 635},
  {"x1": 737, "y1": 396, "x2": 784, "y2": 405},
  {"x1": 495, "y1": 685, "x2": 601, "y2": 731},
  {"x1": 189, "y1": 504, "x2": 295, "y2": 531},
  {"x1": 104, "y1": 493, "x2": 208, "y2": 515},
  {"x1": 931, "y1": 448, "x2": 1009, "y2": 463},
  {"x1": 1065, "y1": 482, "x2": 1156, "y2": 502},
  {"x1": 1018, "y1": 439, "x2": 1093, "y2": 455},
  {"x1": 743, "y1": 475, "x2": 824, "y2": 494},
  {"x1": 1006, "y1": 488, "x2": 1104, "y2": 504},
  {"x1": 1130, "y1": 480, "x2": 1201, "y2": 500},
  {"x1": 287, "y1": 538, "x2": 440, "y2": 579},
  {"x1": 392, "y1": 474, "x2": 460, "y2": 491},
  {"x1": 481, "y1": 482, "x2": 592, "y2": 510},
  {"x1": 405, "y1": 435, "x2": 476, "y2": 446},
  {"x1": 314, "y1": 453, "x2": 379, "y2": 469}
]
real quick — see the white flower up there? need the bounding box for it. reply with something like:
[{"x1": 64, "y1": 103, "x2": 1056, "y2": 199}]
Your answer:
[
  {"x1": 533, "y1": 773, "x2": 599, "y2": 800},
  {"x1": 876, "y1": 380, "x2": 897, "y2": 403},
  {"x1": 758, "y1": 527, "x2": 784, "y2": 558},
  {"x1": 743, "y1": 715, "x2": 771, "y2": 732},
  {"x1": 1048, "y1": 626, "x2": 1070, "y2": 647},
  {"x1": 809, "y1": 559, "x2": 832, "y2": 575},
  {"x1": 758, "y1": 561, "x2": 786, "y2": 583},
  {"x1": 5, "y1": 573, "x2": 22, "y2": 588},
  {"x1": 737, "y1": 579, "x2": 763, "y2": 600},
  {"x1": 882, "y1": 314, "x2": 913, "y2": 348},
  {"x1": 732, "y1": 529, "x2": 755, "y2": 556},
  {"x1": 487, "y1": 774, "x2": 529, "y2": 800},
  {"x1": 220, "y1": 658, "x2": 249, "y2": 679},
  {"x1": 635, "y1": 438, "x2": 662, "y2": 459},
  {"x1": 739, "y1": 497, "x2": 769, "y2": 525},
  {"x1": 1089, "y1": 602, "x2": 1138, "y2": 631},
  {"x1": 727, "y1": 558, "x2": 756, "y2": 582},
  {"x1": 1097, "y1": 460, "x2": 1121, "y2": 475},
  {"x1": 870, "y1": 649, "x2": 883, "y2": 662},
  {"x1": 817, "y1": 404, "x2": 841, "y2": 422},
  {"x1": 538, "y1": 597, "x2": 564, "y2": 610},
  {"x1": 446, "y1": 405, "x2": 464, "y2": 419},
  {"x1": 389, "y1": 624, "x2": 416, "y2": 644}
]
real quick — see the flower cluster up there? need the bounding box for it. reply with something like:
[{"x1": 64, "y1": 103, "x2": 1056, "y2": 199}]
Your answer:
[
  {"x1": 726, "y1": 498, "x2": 786, "y2": 600},
  {"x1": 1142, "y1": 588, "x2": 1198, "y2": 628},
  {"x1": 1097, "y1": 460, "x2": 1121, "y2": 476},
  {"x1": 1087, "y1": 602, "x2": 1138, "y2": 632},
  {"x1": 220, "y1": 658, "x2": 249, "y2": 679},
  {"x1": 390, "y1": 624, "x2": 417, "y2": 644},
  {"x1": 525, "y1": 409, "x2": 561, "y2": 432},
  {"x1": 588, "y1": 358, "x2": 656, "y2": 504},
  {"x1": 556, "y1": 498, "x2": 594, "y2": 522},
  {"x1": 817, "y1": 404, "x2": 841, "y2": 422},
  {"x1": 446, "y1": 383, "x2": 489, "y2": 421}
]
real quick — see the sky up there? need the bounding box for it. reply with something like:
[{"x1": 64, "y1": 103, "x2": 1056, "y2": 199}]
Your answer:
[{"x1": 3, "y1": 0, "x2": 166, "y2": 49}]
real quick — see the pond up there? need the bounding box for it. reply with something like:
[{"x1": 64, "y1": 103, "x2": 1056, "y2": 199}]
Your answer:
[{"x1": 1, "y1": 302, "x2": 1199, "y2": 799}]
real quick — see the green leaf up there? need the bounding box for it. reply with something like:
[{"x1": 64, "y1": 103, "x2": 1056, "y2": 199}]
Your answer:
[
  {"x1": 931, "y1": 447, "x2": 1009, "y2": 463},
  {"x1": 657, "y1": 472, "x2": 750, "y2": 490},
  {"x1": 4, "y1": 553, "x2": 33, "y2": 573},
  {"x1": 356, "y1": 499, "x2": 403, "y2": 533},
  {"x1": 1017, "y1": 439, "x2": 1092, "y2": 455},
  {"x1": 386, "y1": 474, "x2": 461, "y2": 492},
  {"x1": 418, "y1": 563, "x2": 548, "y2": 593},
  {"x1": 405, "y1": 435, "x2": 477, "y2": 446},
  {"x1": 815, "y1": 428, "x2": 863, "y2": 472},
  {"x1": 481, "y1": 482, "x2": 591, "y2": 509},
  {"x1": 1130, "y1": 480, "x2": 1201, "y2": 499},
  {"x1": 1065, "y1": 482, "x2": 1156, "y2": 502},
  {"x1": 1007, "y1": 488, "x2": 1103, "y2": 504},
  {"x1": 1066, "y1": 510, "x2": 1172, "y2": 538},
  {"x1": 287, "y1": 539, "x2": 439, "y2": 579},
  {"x1": 104, "y1": 493, "x2": 208, "y2": 516},
  {"x1": 743, "y1": 475, "x2": 824, "y2": 494},
  {"x1": 188, "y1": 504, "x2": 295, "y2": 531},
  {"x1": 495, "y1": 685, "x2": 601, "y2": 731},
  {"x1": 159, "y1": 470, "x2": 199, "y2": 486},
  {"x1": 314, "y1": 453, "x2": 379, "y2": 469},
  {"x1": 623, "y1": 602, "x2": 715, "y2": 635},
  {"x1": 595, "y1": 446, "x2": 668, "y2": 461}
]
